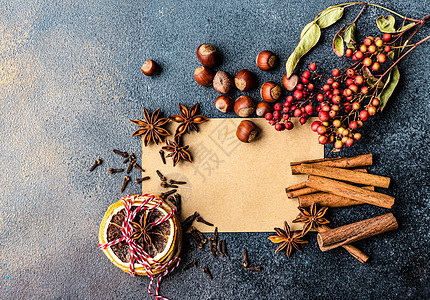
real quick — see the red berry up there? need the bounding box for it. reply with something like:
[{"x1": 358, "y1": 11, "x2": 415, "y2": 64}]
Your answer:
[
  {"x1": 283, "y1": 107, "x2": 290, "y2": 113},
  {"x1": 268, "y1": 120, "x2": 276, "y2": 125},
  {"x1": 360, "y1": 45, "x2": 367, "y2": 53},
  {"x1": 368, "y1": 45, "x2": 377, "y2": 53},
  {"x1": 334, "y1": 140, "x2": 343, "y2": 149},
  {"x1": 368, "y1": 106, "x2": 377, "y2": 116},
  {"x1": 273, "y1": 111, "x2": 281, "y2": 119},
  {"x1": 304, "y1": 104, "x2": 314, "y2": 115},
  {"x1": 344, "y1": 104, "x2": 352, "y2": 113},
  {"x1": 346, "y1": 78, "x2": 354, "y2": 86},
  {"x1": 349, "y1": 120, "x2": 358, "y2": 130},
  {"x1": 329, "y1": 110, "x2": 337, "y2": 118},
  {"x1": 383, "y1": 33, "x2": 392, "y2": 42},
  {"x1": 282, "y1": 113, "x2": 289, "y2": 120},
  {"x1": 377, "y1": 53, "x2": 386, "y2": 63},
  {"x1": 343, "y1": 88, "x2": 352, "y2": 97},
  {"x1": 307, "y1": 83, "x2": 314, "y2": 91},
  {"x1": 384, "y1": 45, "x2": 391, "y2": 52},
  {"x1": 311, "y1": 121, "x2": 320, "y2": 132},
  {"x1": 355, "y1": 51, "x2": 363, "y2": 59},
  {"x1": 352, "y1": 102, "x2": 360, "y2": 110},
  {"x1": 296, "y1": 84, "x2": 304, "y2": 91},
  {"x1": 332, "y1": 82, "x2": 340, "y2": 89},
  {"x1": 361, "y1": 86, "x2": 369, "y2": 94},
  {"x1": 318, "y1": 111, "x2": 330, "y2": 122},
  {"x1": 359, "y1": 110, "x2": 369, "y2": 121},
  {"x1": 345, "y1": 138, "x2": 354, "y2": 147},
  {"x1": 291, "y1": 105, "x2": 297, "y2": 111},
  {"x1": 275, "y1": 123, "x2": 285, "y2": 131},
  {"x1": 301, "y1": 77, "x2": 309, "y2": 84},
  {"x1": 286, "y1": 95, "x2": 294, "y2": 103},
  {"x1": 327, "y1": 78, "x2": 334, "y2": 85},
  {"x1": 294, "y1": 108, "x2": 302, "y2": 117},
  {"x1": 349, "y1": 84, "x2": 358, "y2": 93},
  {"x1": 318, "y1": 135, "x2": 328, "y2": 145},
  {"x1": 331, "y1": 104, "x2": 340, "y2": 111},
  {"x1": 299, "y1": 117, "x2": 307, "y2": 125},
  {"x1": 354, "y1": 133, "x2": 362, "y2": 141},
  {"x1": 285, "y1": 121, "x2": 294, "y2": 130},
  {"x1": 375, "y1": 38, "x2": 383, "y2": 47},
  {"x1": 323, "y1": 84, "x2": 331, "y2": 92},
  {"x1": 357, "y1": 120, "x2": 363, "y2": 128},
  {"x1": 265, "y1": 113, "x2": 273, "y2": 120},
  {"x1": 309, "y1": 63, "x2": 316, "y2": 71},
  {"x1": 346, "y1": 69, "x2": 355, "y2": 77},
  {"x1": 332, "y1": 69, "x2": 340, "y2": 77},
  {"x1": 352, "y1": 54, "x2": 358, "y2": 61},
  {"x1": 332, "y1": 95, "x2": 341, "y2": 104},
  {"x1": 363, "y1": 57, "x2": 372, "y2": 67},
  {"x1": 371, "y1": 62, "x2": 380, "y2": 71},
  {"x1": 333, "y1": 119, "x2": 341, "y2": 127},
  {"x1": 317, "y1": 94, "x2": 324, "y2": 102},
  {"x1": 321, "y1": 104, "x2": 330, "y2": 112},
  {"x1": 372, "y1": 98, "x2": 380, "y2": 107},
  {"x1": 294, "y1": 90, "x2": 303, "y2": 100},
  {"x1": 274, "y1": 103, "x2": 283, "y2": 111},
  {"x1": 364, "y1": 37, "x2": 373, "y2": 46},
  {"x1": 354, "y1": 75, "x2": 364, "y2": 85},
  {"x1": 302, "y1": 70, "x2": 311, "y2": 79},
  {"x1": 345, "y1": 48, "x2": 353, "y2": 57},
  {"x1": 316, "y1": 125, "x2": 327, "y2": 135}
]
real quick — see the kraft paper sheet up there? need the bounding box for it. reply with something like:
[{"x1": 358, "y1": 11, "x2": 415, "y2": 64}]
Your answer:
[{"x1": 142, "y1": 118, "x2": 323, "y2": 232}]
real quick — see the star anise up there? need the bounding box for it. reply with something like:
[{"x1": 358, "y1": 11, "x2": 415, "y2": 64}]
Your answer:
[
  {"x1": 293, "y1": 202, "x2": 330, "y2": 236},
  {"x1": 130, "y1": 210, "x2": 167, "y2": 253},
  {"x1": 268, "y1": 221, "x2": 307, "y2": 257},
  {"x1": 162, "y1": 136, "x2": 192, "y2": 167},
  {"x1": 130, "y1": 108, "x2": 170, "y2": 147},
  {"x1": 170, "y1": 103, "x2": 208, "y2": 137}
]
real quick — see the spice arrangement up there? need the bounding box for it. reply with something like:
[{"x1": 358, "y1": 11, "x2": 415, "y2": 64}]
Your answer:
[{"x1": 268, "y1": 153, "x2": 398, "y2": 263}]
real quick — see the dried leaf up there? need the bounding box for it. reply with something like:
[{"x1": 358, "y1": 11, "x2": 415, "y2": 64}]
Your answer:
[
  {"x1": 316, "y1": 6, "x2": 344, "y2": 29},
  {"x1": 286, "y1": 22, "x2": 321, "y2": 78},
  {"x1": 333, "y1": 25, "x2": 346, "y2": 57},
  {"x1": 376, "y1": 15, "x2": 396, "y2": 33},
  {"x1": 397, "y1": 22, "x2": 416, "y2": 32},
  {"x1": 379, "y1": 66, "x2": 400, "y2": 111},
  {"x1": 362, "y1": 66, "x2": 384, "y2": 89},
  {"x1": 344, "y1": 23, "x2": 356, "y2": 49}
]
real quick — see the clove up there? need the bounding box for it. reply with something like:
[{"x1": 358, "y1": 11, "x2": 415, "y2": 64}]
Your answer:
[
  {"x1": 159, "y1": 150, "x2": 166, "y2": 164},
  {"x1": 221, "y1": 240, "x2": 228, "y2": 257},
  {"x1": 126, "y1": 160, "x2": 135, "y2": 174},
  {"x1": 121, "y1": 176, "x2": 131, "y2": 192},
  {"x1": 183, "y1": 260, "x2": 198, "y2": 271},
  {"x1": 216, "y1": 239, "x2": 223, "y2": 255},
  {"x1": 174, "y1": 194, "x2": 181, "y2": 215},
  {"x1": 89, "y1": 159, "x2": 102, "y2": 172},
  {"x1": 202, "y1": 267, "x2": 213, "y2": 280},
  {"x1": 191, "y1": 226, "x2": 207, "y2": 244},
  {"x1": 108, "y1": 168, "x2": 124, "y2": 174},
  {"x1": 160, "y1": 189, "x2": 177, "y2": 200},
  {"x1": 244, "y1": 266, "x2": 262, "y2": 271},
  {"x1": 210, "y1": 227, "x2": 218, "y2": 257},
  {"x1": 168, "y1": 179, "x2": 186, "y2": 185},
  {"x1": 133, "y1": 162, "x2": 145, "y2": 172},
  {"x1": 161, "y1": 182, "x2": 178, "y2": 189},
  {"x1": 156, "y1": 170, "x2": 166, "y2": 181},
  {"x1": 123, "y1": 153, "x2": 136, "y2": 164},
  {"x1": 113, "y1": 149, "x2": 128, "y2": 158},
  {"x1": 242, "y1": 249, "x2": 249, "y2": 267},
  {"x1": 196, "y1": 216, "x2": 214, "y2": 227},
  {"x1": 182, "y1": 211, "x2": 199, "y2": 232},
  {"x1": 135, "y1": 176, "x2": 150, "y2": 183}
]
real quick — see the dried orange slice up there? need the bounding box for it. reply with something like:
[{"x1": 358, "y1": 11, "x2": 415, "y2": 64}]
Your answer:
[{"x1": 99, "y1": 194, "x2": 182, "y2": 276}]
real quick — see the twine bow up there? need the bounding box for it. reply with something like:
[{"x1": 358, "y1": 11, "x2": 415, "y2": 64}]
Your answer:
[{"x1": 99, "y1": 194, "x2": 180, "y2": 300}]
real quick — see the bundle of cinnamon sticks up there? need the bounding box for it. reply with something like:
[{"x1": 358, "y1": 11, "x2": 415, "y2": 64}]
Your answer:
[{"x1": 287, "y1": 154, "x2": 398, "y2": 263}]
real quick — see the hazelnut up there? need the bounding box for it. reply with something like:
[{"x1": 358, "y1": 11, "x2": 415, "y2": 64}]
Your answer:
[
  {"x1": 256, "y1": 50, "x2": 277, "y2": 71},
  {"x1": 141, "y1": 60, "x2": 159, "y2": 76},
  {"x1": 282, "y1": 74, "x2": 299, "y2": 91},
  {"x1": 215, "y1": 95, "x2": 234, "y2": 113},
  {"x1": 234, "y1": 69, "x2": 256, "y2": 91},
  {"x1": 256, "y1": 101, "x2": 273, "y2": 117},
  {"x1": 234, "y1": 95, "x2": 255, "y2": 117},
  {"x1": 260, "y1": 81, "x2": 282, "y2": 103},
  {"x1": 213, "y1": 71, "x2": 234, "y2": 94},
  {"x1": 236, "y1": 120, "x2": 259, "y2": 143},
  {"x1": 194, "y1": 66, "x2": 215, "y2": 86},
  {"x1": 196, "y1": 44, "x2": 217, "y2": 67}
]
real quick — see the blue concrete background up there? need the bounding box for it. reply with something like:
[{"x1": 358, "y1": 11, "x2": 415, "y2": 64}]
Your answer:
[{"x1": 0, "y1": 0, "x2": 429, "y2": 299}]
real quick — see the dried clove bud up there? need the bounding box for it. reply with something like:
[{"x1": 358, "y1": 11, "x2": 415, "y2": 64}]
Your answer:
[
  {"x1": 113, "y1": 149, "x2": 128, "y2": 158},
  {"x1": 108, "y1": 168, "x2": 124, "y2": 174},
  {"x1": 182, "y1": 211, "x2": 199, "y2": 232},
  {"x1": 121, "y1": 176, "x2": 131, "y2": 192},
  {"x1": 126, "y1": 160, "x2": 135, "y2": 174},
  {"x1": 89, "y1": 159, "x2": 102, "y2": 172},
  {"x1": 174, "y1": 194, "x2": 181, "y2": 215},
  {"x1": 133, "y1": 162, "x2": 145, "y2": 172},
  {"x1": 123, "y1": 153, "x2": 136, "y2": 164},
  {"x1": 159, "y1": 150, "x2": 166, "y2": 164},
  {"x1": 160, "y1": 189, "x2": 177, "y2": 199},
  {"x1": 202, "y1": 267, "x2": 213, "y2": 280},
  {"x1": 210, "y1": 227, "x2": 218, "y2": 257},
  {"x1": 242, "y1": 249, "x2": 249, "y2": 267},
  {"x1": 156, "y1": 170, "x2": 166, "y2": 181},
  {"x1": 161, "y1": 181, "x2": 178, "y2": 189},
  {"x1": 221, "y1": 240, "x2": 228, "y2": 257},
  {"x1": 168, "y1": 179, "x2": 187, "y2": 185},
  {"x1": 191, "y1": 226, "x2": 207, "y2": 244},
  {"x1": 244, "y1": 266, "x2": 262, "y2": 271},
  {"x1": 216, "y1": 239, "x2": 223, "y2": 255},
  {"x1": 135, "y1": 176, "x2": 150, "y2": 183},
  {"x1": 196, "y1": 216, "x2": 214, "y2": 227},
  {"x1": 183, "y1": 260, "x2": 198, "y2": 271}
]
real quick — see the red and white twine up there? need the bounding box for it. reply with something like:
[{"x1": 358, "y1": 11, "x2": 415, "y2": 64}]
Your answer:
[{"x1": 99, "y1": 194, "x2": 180, "y2": 300}]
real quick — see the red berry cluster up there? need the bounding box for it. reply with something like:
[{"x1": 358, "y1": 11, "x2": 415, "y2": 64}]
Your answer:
[{"x1": 265, "y1": 33, "x2": 394, "y2": 150}]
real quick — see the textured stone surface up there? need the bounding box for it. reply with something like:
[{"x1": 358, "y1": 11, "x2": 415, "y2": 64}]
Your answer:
[{"x1": 0, "y1": 0, "x2": 429, "y2": 299}]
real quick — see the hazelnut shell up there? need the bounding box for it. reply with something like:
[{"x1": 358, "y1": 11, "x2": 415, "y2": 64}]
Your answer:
[
  {"x1": 256, "y1": 102, "x2": 273, "y2": 117},
  {"x1": 236, "y1": 120, "x2": 259, "y2": 143},
  {"x1": 215, "y1": 95, "x2": 234, "y2": 113},
  {"x1": 234, "y1": 69, "x2": 256, "y2": 91},
  {"x1": 196, "y1": 44, "x2": 217, "y2": 67},
  {"x1": 213, "y1": 71, "x2": 234, "y2": 94},
  {"x1": 256, "y1": 50, "x2": 277, "y2": 71},
  {"x1": 283, "y1": 74, "x2": 299, "y2": 91},
  {"x1": 260, "y1": 81, "x2": 282, "y2": 103},
  {"x1": 194, "y1": 66, "x2": 215, "y2": 86},
  {"x1": 141, "y1": 60, "x2": 159, "y2": 76},
  {"x1": 234, "y1": 95, "x2": 255, "y2": 117}
]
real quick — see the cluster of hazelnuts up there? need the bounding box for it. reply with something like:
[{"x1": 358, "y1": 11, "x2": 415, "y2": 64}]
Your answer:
[{"x1": 193, "y1": 43, "x2": 281, "y2": 142}]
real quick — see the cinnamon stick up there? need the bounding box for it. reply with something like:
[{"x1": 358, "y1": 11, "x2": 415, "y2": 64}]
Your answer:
[
  {"x1": 306, "y1": 176, "x2": 394, "y2": 209},
  {"x1": 299, "y1": 164, "x2": 390, "y2": 188},
  {"x1": 298, "y1": 186, "x2": 375, "y2": 207},
  {"x1": 317, "y1": 225, "x2": 369, "y2": 263},
  {"x1": 286, "y1": 187, "x2": 319, "y2": 198},
  {"x1": 285, "y1": 181, "x2": 307, "y2": 192},
  {"x1": 317, "y1": 213, "x2": 398, "y2": 251},
  {"x1": 291, "y1": 154, "x2": 373, "y2": 174}
]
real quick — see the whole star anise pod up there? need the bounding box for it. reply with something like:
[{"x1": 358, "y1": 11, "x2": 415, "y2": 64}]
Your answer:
[
  {"x1": 170, "y1": 103, "x2": 208, "y2": 137},
  {"x1": 293, "y1": 202, "x2": 330, "y2": 236},
  {"x1": 162, "y1": 136, "x2": 192, "y2": 167},
  {"x1": 268, "y1": 221, "x2": 307, "y2": 257},
  {"x1": 130, "y1": 108, "x2": 170, "y2": 147}
]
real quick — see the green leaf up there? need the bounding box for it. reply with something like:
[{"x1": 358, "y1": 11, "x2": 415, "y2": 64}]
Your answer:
[
  {"x1": 378, "y1": 66, "x2": 400, "y2": 111},
  {"x1": 316, "y1": 6, "x2": 344, "y2": 29},
  {"x1": 376, "y1": 15, "x2": 396, "y2": 33},
  {"x1": 344, "y1": 23, "x2": 356, "y2": 49},
  {"x1": 397, "y1": 22, "x2": 416, "y2": 32},
  {"x1": 333, "y1": 26, "x2": 345, "y2": 57},
  {"x1": 286, "y1": 22, "x2": 321, "y2": 78},
  {"x1": 362, "y1": 66, "x2": 384, "y2": 89}
]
